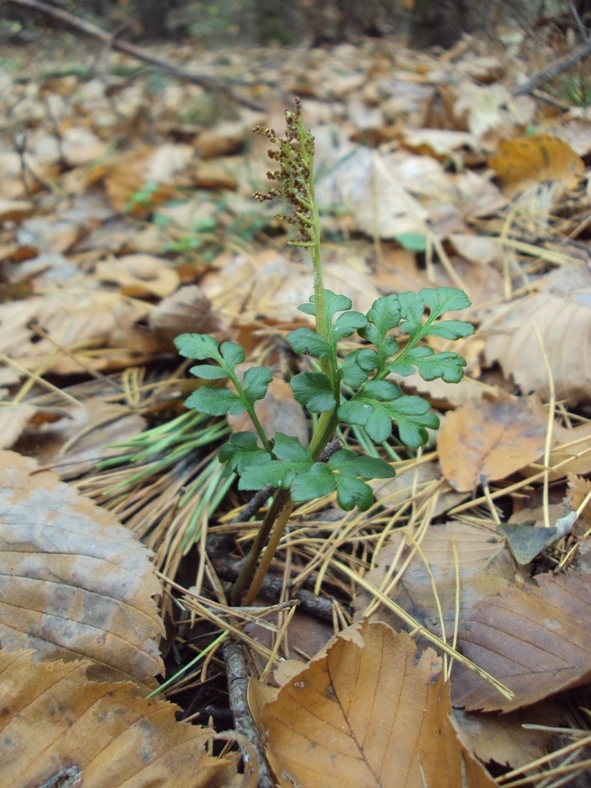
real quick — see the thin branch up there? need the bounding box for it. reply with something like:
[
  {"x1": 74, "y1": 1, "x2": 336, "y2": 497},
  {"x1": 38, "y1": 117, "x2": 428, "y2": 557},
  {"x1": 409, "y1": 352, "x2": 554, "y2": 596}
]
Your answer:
[
  {"x1": 4, "y1": 0, "x2": 263, "y2": 110},
  {"x1": 222, "y1": 638, "x2": 274, "y2": 788},
  {"x1": 513, "y1": 36, "x2": 591, "y2": 96}
]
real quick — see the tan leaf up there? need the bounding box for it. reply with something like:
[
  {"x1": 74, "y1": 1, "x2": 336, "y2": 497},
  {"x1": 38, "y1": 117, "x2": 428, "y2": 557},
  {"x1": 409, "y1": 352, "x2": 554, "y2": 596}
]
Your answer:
[
  {"x1": 11, "y1": 400, "x2": 146, "y2": 476},
  {"x1": 0, "y1": 291, "x2": 151, "y2": 377},
  {"x1": 0, "y1": 451, "x2": 164, "y2": 685},
  {"x1": 438, "y1": 391, "x2": 547, "y2": 492},
  {"x1": 355, "y1": 520, "x2": 515, "y2": 636},
  {"x1": 483, "y1": 292, "x2": 591, "y2": 407},
  {"x1": 61, "y1": 127, "x2": 108, "y2": 167},
  {"x1": 148, "y1": 284, "x2": 228, "y2": 347},
  {"x1": 452, "y1": 566, "x2": 591, "y2": 711},
  {"x1": 260, "y1": 620, "x2": 496, "y2": 787},
  {"x1": 489, "y1": 135, "x2": 584, "y2": 196},
  {"x1": 0, "y1": 404, "x2": 39, "y2": 450},
  {"x1": 95, "y1": 254, "x2": 180, "y2": 298},
  {"x1": 0, "y1": 198, "x2": 34, "y2": 222},
  {"x1": 0, "y1": 650, "x2": 239, "y2": 787},
  {"x1": 454, "y1": 705, "x2": 563, "y2": 770}
]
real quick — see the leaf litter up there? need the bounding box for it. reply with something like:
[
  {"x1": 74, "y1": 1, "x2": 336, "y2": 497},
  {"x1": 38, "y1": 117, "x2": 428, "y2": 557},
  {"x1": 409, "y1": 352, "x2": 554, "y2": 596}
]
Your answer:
[{"x1": 1, "y1": 17, "x2": 591, "y2": 787}]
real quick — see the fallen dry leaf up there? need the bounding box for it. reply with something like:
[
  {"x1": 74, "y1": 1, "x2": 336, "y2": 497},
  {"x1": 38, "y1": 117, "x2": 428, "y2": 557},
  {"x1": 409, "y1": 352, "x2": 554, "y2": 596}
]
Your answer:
[
  {"x1": 0, "y1": 290, "x2": 153, "y2": 380},
  {"x1": 452, "y1": 563, "x2": 591, "y2": 712},
  {"x1": 0, "y1": 451, "x2": 164, "y2": 686},
  {"x1": 483, "y1": 291, "x2": 591, "y2": 407},
  {"x1": 11, "y1": 400, "x2": 147, "y2": 477},
  {"x1": 0, "y1": 649, "x2": 240, "y2": 787},
  {"x1": 148, "y1": 284, "x2": 229, "y2": 347},
  {"x1": 259, "y1": 620, "x2": 496, "y2": 787},
  {"x1": 567, "y1": 473, "x2": 591, "y2": 533},
  {"x1": 438, "y1": 391, "x2": 547, "y2": 492},
  {"x1": 95, "y1": 253, "x2": 180, "y2": 298},
  {"x1": 355, "y1": 519, "x2": 516, "y2": 636},
  {"x1": 489, "y1": 134, "x2": 584, "y2": 195},
  {"x1": 453, "y1": 703, "x2": 564, "y2": 770}
]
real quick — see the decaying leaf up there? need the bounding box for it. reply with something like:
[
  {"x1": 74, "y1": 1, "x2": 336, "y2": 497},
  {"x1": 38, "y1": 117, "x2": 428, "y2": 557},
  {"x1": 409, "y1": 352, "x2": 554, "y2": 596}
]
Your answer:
[
  {"x1": 452, "y1": 563, "x2": 591, "y2": 712},
  {"x1": 0, "y1": 291, "x2": 153, "y2": 380},
  {"x1": 568, "y1": 473, "x2": 591, "y2": 533},
  {"x1": 355, "y1": 520, "x2": 516, "y2": 636},
  {"x1": 0, "y1": 650, "x2": 240, "y2": 787},
  {"x1": 438, "y1": 391, "x2": 547, "y2": 492},
  {"x1": 0, "y1": 451, "x2": 164, "y2": 686},
  {"x1": 498, "y1": 513, "x2": 575, "y2": 565},
  {"x1": 148, "y1": 284, "x2": 228, "y2": 347},
  {"x1": 95, "y1": 254, "x2": 180, "y2": 298},
  {"x1": 9, "y1": 400, "x2": 146, "y2": 476},
  {"x1": 259, "y1": 620, "x2": 496, "y2": 787},
  {"x1": 453, "y1": 703, "x2": 564, "y2": 770},
  {"x1": 483, "y1": 291, "x2": 591, "y2": 407}
]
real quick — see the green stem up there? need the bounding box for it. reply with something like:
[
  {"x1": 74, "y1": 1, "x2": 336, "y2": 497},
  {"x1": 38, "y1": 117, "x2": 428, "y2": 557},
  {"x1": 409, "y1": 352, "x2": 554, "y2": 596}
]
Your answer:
[{"x1": 227, "y1": 370, "x2": 273, "y2": 454}]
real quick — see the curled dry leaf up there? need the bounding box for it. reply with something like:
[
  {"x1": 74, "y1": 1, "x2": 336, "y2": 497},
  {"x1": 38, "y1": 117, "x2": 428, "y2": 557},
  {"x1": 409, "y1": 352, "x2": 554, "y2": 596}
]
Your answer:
[
  {"x1": 0, "y1": 403, "x2": 42, "y2": 450},
  {"x1": 0, "y1": 198, "x2": 34, "y2": 222},
  {"x1": 483, "y1": 292, "x2": 591, "y2": 407},
  {"x1": 355, "y1": 520, "x2": 516, "y2": 637},
  {"x1": 0, "y1": 451, "x2": 164, "y2": 686},
  {"x1": 259, "y1": 620, "x2": 496, "y2": 788},
  {"x1": 0, "y1": 650, "x2": 240, "y2": 788},
  {"x1": 567, "y1": 473, "x2": 591, "y2": 534},
  {"x1": 438, "y1": 390, "x2": 547, "y2": 492},
  {"x1": 452, "y1": 563, "x2": 591, "y2": 712}
]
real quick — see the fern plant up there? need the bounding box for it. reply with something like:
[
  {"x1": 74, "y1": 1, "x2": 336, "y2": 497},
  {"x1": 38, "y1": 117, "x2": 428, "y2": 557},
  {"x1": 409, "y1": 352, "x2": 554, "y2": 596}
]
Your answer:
[{"x1": 174, "y1": 99, "x2": 474, "y2": 605}]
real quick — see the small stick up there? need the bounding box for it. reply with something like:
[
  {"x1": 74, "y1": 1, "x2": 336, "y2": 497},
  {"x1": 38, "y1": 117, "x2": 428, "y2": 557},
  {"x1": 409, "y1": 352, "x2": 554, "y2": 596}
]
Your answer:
[
  {"x1": 513, "y1": 37, "x2": 591, "y2": 96},
  {"x1": 222, "y1": 638, "x2": 275, "y2": 788},
  {"x1": 5, "y1": 0, "x2": 263, "y2": 110}
]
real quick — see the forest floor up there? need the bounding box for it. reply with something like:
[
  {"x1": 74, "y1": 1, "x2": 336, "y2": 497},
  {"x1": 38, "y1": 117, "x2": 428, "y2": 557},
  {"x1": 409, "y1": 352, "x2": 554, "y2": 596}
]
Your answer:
[{"x1": 1, "y1": 23, "x2": 591, "y2": 787}]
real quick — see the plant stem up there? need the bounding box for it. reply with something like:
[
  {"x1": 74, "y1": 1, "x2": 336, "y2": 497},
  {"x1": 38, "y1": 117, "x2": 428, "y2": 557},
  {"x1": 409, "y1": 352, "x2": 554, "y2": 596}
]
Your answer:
[
  {"x1": 230, "y1": 488, "x2": 291, "y2": 604},
  {"x1": 240, "y1": 496, "x2": 295, "y2": 606}
]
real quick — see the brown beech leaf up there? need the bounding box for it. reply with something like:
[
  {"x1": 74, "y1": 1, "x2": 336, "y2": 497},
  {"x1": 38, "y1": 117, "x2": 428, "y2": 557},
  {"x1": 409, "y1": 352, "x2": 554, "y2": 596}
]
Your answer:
[
  {"x1": 0, "y1": 291, "x2": 152, "y2": 380},
  {"x1": 454, "y1": 702, "x2": 566, "y2": 770},
  {"x1": 452, "y1": 567, "x2": 591, "y2": 712},
  {"x1": 355, "y1": 520, "x2": 516, "y2": 637},
  {"x1": 482, "y1": 292, "x2": 591, "y2": 407},
  {"x1": 10, "y1": 400, "x2": 146, "y2": 475},
  {"x1": 260, "y1": 620, "x2": 496, "y2": 787},
  {"x1": 438, "y1": 391, "x2": 547, "y2": 492},
  {"x1": 0, "y1": 451, "x2": 164, "y2": 686},
  {"x1": 0, "y1": 650, "x2": 240, "y2": 788}
]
